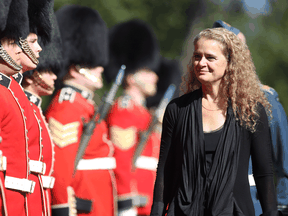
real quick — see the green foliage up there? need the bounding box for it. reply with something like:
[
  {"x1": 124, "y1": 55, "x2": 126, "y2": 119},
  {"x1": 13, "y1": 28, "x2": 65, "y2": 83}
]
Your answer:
[
  {"x1": 42, "y1": 0, "x2": 288, "y2": 115},
  {"x1": 248, "y1": 0, "x2": 288, "y2": 113}
]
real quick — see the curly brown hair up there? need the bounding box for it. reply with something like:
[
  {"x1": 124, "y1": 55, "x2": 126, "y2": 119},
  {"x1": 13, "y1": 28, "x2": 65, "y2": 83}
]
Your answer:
[{"x1": 180, "y1": 28, "x2": 271, "y2": 132}]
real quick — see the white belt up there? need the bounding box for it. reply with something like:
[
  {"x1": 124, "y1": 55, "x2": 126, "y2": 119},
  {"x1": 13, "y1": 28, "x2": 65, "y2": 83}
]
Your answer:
[
  {"x1": 5, "y1": 176, "x2": 35, "y2": 193},
  {"x1": 133, "y1": 195, "x2": 148, "y2": 207},
  {"x1": 29, "y1": 160, "x2": 46, "y2": 175},
  {"x1": 77, "y1": 157, "x2": 116, "y2": 170},
  {"x1": 135, "y1": 156, "x2": 158, "y2": 171},
  {"x1": 0, "y1": 151, "x2": 7, "y2": 171},
  {"x1": 118, "y1": 208, "x2": 137, "y2": 216},
  {"x1": 248, "y1": 174, "x2": 256, "y2": 186},
  {"x1": 41, "y1": 176, "x2": 55, "y2": 189}
]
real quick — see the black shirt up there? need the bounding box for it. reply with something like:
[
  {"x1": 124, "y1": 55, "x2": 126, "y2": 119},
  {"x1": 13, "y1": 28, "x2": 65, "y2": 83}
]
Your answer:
[
  {"x1": 150, "y1": 90, "x2": 278, "y2": 216},
  {"x1": 204, "y1": 126, "x2": 223, "y2": 173}
]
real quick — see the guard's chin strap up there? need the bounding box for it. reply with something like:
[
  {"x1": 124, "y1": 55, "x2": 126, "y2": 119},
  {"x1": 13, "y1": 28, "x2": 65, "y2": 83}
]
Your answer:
[
  {"x1": 19, "y1": 38, "x2": 39, "y2": 65},
  {"x1": 76, "y1": 65, "x2": 99, "y2": 83},
  {"x1": 0, "y1": 44, "x2": 22, "y2": 71},
  {"x1": 32, "y1": 71, "x2": 54, "y2": 91}
]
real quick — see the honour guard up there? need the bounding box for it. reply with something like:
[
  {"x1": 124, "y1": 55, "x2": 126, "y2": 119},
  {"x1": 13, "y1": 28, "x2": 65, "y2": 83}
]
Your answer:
[
  {"x1": 0, "y1": 0, "x2": 31, "y2": 215},
  {"x1": 11, "y1": 0, "x2": 53, "y2": 215},
  {"x1": 134, "y1": 58, "x2": 182, "y2": 216},
  {"x1": 45, "y1": 5, "x2": 116, "y2": 216},
  {"x1": 22, "y1": 11, "x2": 62, "y2": 216},
  {"x1": 105, "y1": 19, "x2": 160, "y2": 216}
]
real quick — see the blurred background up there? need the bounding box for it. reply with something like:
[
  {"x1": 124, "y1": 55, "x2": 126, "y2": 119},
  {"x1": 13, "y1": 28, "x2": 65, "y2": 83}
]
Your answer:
[{"x1": 42, "y1": 0, "x2": 288, "y2": 113}]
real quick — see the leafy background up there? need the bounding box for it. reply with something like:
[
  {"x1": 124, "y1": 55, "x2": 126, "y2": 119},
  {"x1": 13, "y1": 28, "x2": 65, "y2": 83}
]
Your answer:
[{"x1": 42, "y1": 0, "x2": 288, "y2": 114}]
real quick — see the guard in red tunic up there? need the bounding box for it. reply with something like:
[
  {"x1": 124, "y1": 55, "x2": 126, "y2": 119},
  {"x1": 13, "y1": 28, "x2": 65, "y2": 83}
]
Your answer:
[
  {"x1": 45, "y1": 5, "x2": 116, "y2": 216},
  {"x1": 22, "y1": 11, "x2": 63, "y2": 216},
  {"x1": 0, "y1": 0, "x2": 33, "y2": 215},
  {"x1": 12, "y1": 1, "x2": 53, "y2": 215},
  {"x1": 134, "y1": 132, "x2": 161, "y2": 215},
  {"x1": 134, "y1": 58, "x2": 182, "y2": 216},
  {"x1": 105, "y1": 19, "x2": 160, "y2": 216},
  {"x1": 108, "y1": 96, "x2": 152, "y2": 215}
]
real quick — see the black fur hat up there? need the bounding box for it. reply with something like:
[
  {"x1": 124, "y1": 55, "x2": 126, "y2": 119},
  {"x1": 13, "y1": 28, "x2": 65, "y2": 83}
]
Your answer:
[
  {"x1": 24, "y1": 12, "x2": 63, "y2": 78},
  {"x1": 104, "y1": 19, "x2": 160, "y2": 83},
  {"x1": 0, "y1": 0, "x2": 12, "y2": 31},
  {"x1": 55, "y1": 4, "x2": 108, "y2": 78},
  {"x1": 37, "y1": 13, "x2": 62, "y2": 76},
  {"x1": 146, "y1": 57, "x2": 182, "y2": 108},
  {"x1": 0, "y1": 0, "x2": 29, "y2": 40},
  {"x1": 27, "y1": 0, "x2": 53, "y2": 44}
]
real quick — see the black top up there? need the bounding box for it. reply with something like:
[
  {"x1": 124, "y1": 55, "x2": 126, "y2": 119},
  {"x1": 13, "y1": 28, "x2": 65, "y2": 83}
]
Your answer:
[
  {"x1": 204, "y1": 127, "x2": 223, "y2": 173},
  {"x1": 150, "y1": 89, "x2": 278, "y2": 216}
]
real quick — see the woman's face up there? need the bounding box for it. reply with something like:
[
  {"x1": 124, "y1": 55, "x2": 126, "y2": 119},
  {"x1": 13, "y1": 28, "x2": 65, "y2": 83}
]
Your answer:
[{"x1": 193, "y1": 38, "x2": 228, "y2": 86}]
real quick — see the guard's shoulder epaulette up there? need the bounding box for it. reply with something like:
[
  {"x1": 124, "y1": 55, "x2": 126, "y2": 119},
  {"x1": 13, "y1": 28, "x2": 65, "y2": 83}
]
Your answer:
[
  {"x1": 118, "y1": 95, "x2": 133, "y2": 109},
  {"x1": 58, "y1": 87, "x2": 77, "y2": 103}
]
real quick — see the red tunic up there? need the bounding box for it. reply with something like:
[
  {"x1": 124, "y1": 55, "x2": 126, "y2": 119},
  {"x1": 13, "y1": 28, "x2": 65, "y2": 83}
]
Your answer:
[
  {"x1": 134, "y1": 130, "x2": 161, "y2": 215},
  {"x1": 45, "y1": 83, "x2": 116, "y2": 216},
  {"x1": 24, "y1": 91, "x2": 55, "y2": 216},
  {"x1": 10, "y1": 73, "x2": 46, "y2": 216},
  {"x1": 107, "y1": 95, "x2": 153, "y2": 213},
  {"x1": 0, "y1": 73, "x2": 29, "y2": 216}
]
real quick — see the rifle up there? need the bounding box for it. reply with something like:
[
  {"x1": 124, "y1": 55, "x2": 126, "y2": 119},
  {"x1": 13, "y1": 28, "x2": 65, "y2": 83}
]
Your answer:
[
  {"x1": 132, "y1": 84, "x2": 176, "y2": 170},
  {"x1": 73, "y1": 65, "x2": 126, "y2": 175}
]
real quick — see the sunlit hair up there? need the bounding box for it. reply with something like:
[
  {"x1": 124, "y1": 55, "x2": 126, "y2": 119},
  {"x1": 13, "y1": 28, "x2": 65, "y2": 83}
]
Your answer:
[{"x1": 180, "y1": 28, "x2": 271, "y2": 132}]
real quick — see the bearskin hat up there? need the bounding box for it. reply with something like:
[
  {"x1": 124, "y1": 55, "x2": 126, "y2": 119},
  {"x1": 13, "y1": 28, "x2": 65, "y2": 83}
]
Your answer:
[
  {"x1": 23, "y1": 11, "x2": 63, "y2": 78},
  {"x1": 55, "y1": 5, "x2": 108, "y2": 78},
  {"x1": 146, "y1": 57, "x2": 182, "y2": 108},
  {"x1": 0, "y1": 0, "x2": 12, "y2": 31},
  {"x1": 36, "y1": 13, "x2": 63, "y2": 76},
  {"x1": 0, "y1": 0, "x2": 29, "y2": 40},
  {"x1": 27, "y1": 0, "x2": 53, "y2": 44},
  {"x1": 104, "y1": 19, "x2": 160, "y2": 83}
]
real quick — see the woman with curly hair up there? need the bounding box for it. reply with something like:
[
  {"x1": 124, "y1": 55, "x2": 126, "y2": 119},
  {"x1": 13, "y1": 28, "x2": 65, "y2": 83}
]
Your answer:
[{"x1": 150, "y1": 28, "x2": 280, "y2": 216}]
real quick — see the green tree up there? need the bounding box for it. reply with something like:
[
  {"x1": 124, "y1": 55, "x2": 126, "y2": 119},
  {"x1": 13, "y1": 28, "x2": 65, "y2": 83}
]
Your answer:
[{"x1": 249, "y1": 0, "x2": 288, "y2": 113}]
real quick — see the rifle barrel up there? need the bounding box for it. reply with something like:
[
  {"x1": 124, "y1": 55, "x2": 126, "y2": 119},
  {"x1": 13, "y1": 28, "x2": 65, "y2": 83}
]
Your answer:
[
  {"x1": 73, "y1": 65, "x2": 126, "y2": 175},
  {"x1": 132, "y1": 84, "x2": 176, "y2": 170}
]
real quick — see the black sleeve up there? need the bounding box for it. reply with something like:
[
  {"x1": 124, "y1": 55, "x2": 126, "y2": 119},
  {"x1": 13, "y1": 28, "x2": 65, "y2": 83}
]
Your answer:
[
  {"x1": 150, "y1": 101, "x2": 177, "y2": 216},
  {"x1": 251, "y1": 104, "x2": 278, "y2": 216}
]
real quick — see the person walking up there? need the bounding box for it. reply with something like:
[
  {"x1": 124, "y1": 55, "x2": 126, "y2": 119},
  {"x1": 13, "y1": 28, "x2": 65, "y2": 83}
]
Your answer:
[
  {"x1": 212, "y1": 20, "x2": 288, "y2": 215},
  {"x1": 150, "y1": 28, "x2": 279, "y2": 216}
]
